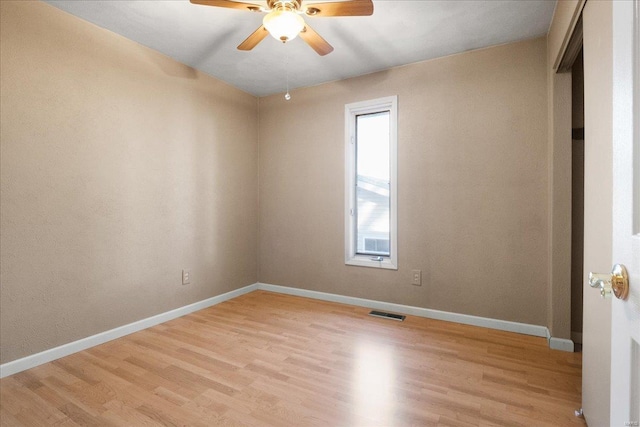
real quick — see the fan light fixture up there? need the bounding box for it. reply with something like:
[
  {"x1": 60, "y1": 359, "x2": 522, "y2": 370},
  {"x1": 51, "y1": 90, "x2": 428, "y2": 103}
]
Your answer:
[
  {"x1": 263, "y1": 7, "x2": 305, "y2": 42},
  {"x1": 190, "y1": 0, "x2": 374, "y2": 56}
]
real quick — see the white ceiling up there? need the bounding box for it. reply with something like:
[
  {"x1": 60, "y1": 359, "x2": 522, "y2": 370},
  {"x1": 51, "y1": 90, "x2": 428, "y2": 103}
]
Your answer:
[{"x1": 44, "y1": 0, "x2": 556, "y2": 97}]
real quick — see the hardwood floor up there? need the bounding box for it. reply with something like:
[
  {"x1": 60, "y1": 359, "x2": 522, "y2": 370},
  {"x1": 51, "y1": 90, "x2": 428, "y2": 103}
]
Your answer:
[{"x1": 1, "y1": 290, "x2": 585, "y2": 426}]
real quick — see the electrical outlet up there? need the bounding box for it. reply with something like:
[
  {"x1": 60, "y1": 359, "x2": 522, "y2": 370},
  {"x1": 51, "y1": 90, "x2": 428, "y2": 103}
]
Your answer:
[
  {"x1": 182, "y1": 269, "x2": 191, "y2": 285},
  {"x1": 411, "y1": 269, "x2": 422, "y2": 286}
]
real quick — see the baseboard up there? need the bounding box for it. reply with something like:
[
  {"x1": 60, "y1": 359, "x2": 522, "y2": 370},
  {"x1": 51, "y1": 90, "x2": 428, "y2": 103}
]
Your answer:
[
  {"x1": 0, "y1": 283, "x2": 258, "y2": 379},
  {"x1": 544, "y1": 328, "x2": 575, "y2": 352},
  {"x1": 1, "y1": 281, "x2": 571, "y2": 378},
  {"x1": 256, "y1": 283, "x2": 549, "y2": 338},
  {"x1": 549, "y1": 337, "x2": 575, "y2": 352}
]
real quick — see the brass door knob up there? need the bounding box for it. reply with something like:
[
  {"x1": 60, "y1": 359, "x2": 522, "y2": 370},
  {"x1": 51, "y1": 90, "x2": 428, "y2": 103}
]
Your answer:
[{"x1": 589, "y1": 264, "x2": 630, "y2": 300}]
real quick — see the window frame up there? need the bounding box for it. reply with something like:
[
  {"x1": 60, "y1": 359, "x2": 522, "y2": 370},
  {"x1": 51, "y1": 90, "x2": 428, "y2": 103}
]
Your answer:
[{"x1": 344, "y1": 95, "x2": 398, "y2": 270}]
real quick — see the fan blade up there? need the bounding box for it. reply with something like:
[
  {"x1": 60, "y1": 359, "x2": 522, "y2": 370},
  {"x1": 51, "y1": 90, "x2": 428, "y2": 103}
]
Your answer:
[
  {"x1": 237, "y1": 25, "x2": 269, "y2": 50},
  {"x1": 299, "y1": 24, "x2": 334, "y2": 56},
  {"x1": 190, "y1": 0, "x2": 264, "y2": 12},
  {"x1": 302, "y1": 0, "x2": 373, "y2": 17}
]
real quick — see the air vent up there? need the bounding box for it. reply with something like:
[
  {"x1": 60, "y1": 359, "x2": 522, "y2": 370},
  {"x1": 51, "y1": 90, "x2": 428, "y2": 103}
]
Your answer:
[{"x1": 369, "y1": 310, "x2": 405, "y2": 321}]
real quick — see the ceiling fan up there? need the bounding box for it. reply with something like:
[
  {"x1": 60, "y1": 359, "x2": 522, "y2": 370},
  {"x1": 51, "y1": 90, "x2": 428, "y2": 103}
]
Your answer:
[{"x1": 190, "y1": 0, "x2": 374, "y2": 56}]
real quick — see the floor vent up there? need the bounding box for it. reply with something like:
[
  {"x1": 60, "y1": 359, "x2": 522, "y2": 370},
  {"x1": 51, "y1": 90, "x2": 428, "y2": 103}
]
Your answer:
[{"x1": 369, "y1": 310, "x2": 406, "y2": 321}]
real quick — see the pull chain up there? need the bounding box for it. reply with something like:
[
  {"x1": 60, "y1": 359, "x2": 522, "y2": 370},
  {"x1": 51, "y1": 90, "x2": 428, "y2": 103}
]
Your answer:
[{"x1": 284, "y1": 48, "x2": 291, "y2": 101}]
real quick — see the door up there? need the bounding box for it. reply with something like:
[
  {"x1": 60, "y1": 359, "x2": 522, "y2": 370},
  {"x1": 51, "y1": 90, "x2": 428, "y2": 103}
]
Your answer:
[{"x1": 610, "y1": 1, "x2": 640, "y2": 425}]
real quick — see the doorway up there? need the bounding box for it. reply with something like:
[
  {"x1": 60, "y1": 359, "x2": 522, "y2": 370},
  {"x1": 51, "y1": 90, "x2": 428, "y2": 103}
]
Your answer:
[{"x1": 571, "y1": 48, "x2": 584, "y2": 347}]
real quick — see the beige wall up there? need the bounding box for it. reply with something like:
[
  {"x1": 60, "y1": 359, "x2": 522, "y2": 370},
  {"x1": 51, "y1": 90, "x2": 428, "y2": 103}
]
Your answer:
[
  {"x1": 582, "y1": 1, "x2": 613, "y2": 424},
  {"x1": 258, "y1": 38, "x2": 550, "y2": 326},
  {"x1": 0, "y1": 1, "x2": 259, "y2": 364}
]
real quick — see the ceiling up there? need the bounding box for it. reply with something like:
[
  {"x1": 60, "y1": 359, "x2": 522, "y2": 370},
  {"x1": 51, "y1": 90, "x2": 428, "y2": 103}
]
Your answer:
[{"x1": 44, "y1": 0, "x2": 556, "y2": 97}]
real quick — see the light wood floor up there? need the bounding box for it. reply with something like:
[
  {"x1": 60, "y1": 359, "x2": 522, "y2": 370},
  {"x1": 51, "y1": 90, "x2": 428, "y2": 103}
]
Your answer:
[{"x1": 1, "y1": 290, "x2": 586, "y2": 426}]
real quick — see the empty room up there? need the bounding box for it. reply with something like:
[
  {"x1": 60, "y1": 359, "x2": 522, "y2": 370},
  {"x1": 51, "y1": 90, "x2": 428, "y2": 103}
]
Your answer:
[{"x1": 1, "y1": 0, "x2": 638, "y2": 426}]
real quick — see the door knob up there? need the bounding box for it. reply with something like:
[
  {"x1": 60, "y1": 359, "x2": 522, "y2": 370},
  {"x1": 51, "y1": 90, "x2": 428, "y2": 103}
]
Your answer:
[{"x1": 589, "y1": 264, "x2": 630, "y2": 300}]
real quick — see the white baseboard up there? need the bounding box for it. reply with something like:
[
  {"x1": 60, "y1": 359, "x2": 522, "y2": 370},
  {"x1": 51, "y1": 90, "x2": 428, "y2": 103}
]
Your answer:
[
  {"x1": 0, "y1": 284, "x2": 258, "y2": 379},
  {"x1": 549, "y1": 337, "x2": 575, "y2": 352},
  {"x1": 543, "y1": 326, "x2": 575, "y2": 352},
  {"x1": 258, "y1": 283, "x2": 577, "y2": 352},
  {"x1": 256, "y1": 283, "x2": 549, "y2": 338},
  {"x1": 2, "y1": 281, "x2": 573, "y2": 378}
]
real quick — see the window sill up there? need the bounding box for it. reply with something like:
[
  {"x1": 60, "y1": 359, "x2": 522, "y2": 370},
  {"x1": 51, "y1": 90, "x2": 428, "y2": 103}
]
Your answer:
[{"x1": 345, "y1": 256, "x2": 398, "y2": 270}]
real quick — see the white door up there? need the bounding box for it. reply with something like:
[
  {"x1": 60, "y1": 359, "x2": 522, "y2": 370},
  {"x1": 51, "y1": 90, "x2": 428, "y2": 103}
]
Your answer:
[{"x1": 610, "y1": 0, "x2": 640, "y2": 425}]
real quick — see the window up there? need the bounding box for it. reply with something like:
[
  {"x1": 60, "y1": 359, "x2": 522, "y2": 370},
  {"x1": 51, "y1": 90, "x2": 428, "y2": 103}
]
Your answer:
[{"x1": 345, "y1": 96, "x2": 397, "y2": 269}]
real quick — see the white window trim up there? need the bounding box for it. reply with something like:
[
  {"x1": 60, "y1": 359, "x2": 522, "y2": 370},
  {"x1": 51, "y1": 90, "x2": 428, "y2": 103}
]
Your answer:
[{"x1": 344, "y1": 95, "x2": 398, "y2": 270}]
